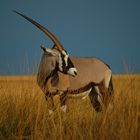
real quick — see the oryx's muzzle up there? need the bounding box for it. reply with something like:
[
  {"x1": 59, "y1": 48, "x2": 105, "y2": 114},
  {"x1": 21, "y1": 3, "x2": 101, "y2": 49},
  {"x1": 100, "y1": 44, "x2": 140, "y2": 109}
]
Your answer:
[{"x1": 67, "y1": 68, "x2": 77, "y2": 77}]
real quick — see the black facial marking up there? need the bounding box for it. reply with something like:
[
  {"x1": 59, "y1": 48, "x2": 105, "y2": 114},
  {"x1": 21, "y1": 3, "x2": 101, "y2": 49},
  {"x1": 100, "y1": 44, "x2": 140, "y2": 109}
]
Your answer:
[
  {"x1": 67, "y1": 58, "x2": 74, "y2": 68},
  {"x1": 61, "y1": 52, "x2": 66, "y2": 67},
  {"x1": 74, "y1": 71, "x2": 77, "y2": 76},
  {"x1": 59, "y1": 50, "x2": 74, "y2": 73}
]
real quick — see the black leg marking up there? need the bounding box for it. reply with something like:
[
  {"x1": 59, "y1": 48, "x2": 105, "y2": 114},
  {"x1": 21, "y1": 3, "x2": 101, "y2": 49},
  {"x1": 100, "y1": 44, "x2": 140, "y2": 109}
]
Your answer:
[
  {"x1": 60, "y1": 93, "x2": 67, "y2": 107},
  {"x1": 89, "y1": 87, "x2": 102, "y2": 112}
]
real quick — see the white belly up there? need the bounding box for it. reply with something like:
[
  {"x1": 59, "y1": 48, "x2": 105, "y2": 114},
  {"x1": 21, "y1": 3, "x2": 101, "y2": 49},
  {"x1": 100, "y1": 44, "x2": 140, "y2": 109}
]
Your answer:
[{"x1": 68, "y1": 88, "x2": 92, "y2": 99}]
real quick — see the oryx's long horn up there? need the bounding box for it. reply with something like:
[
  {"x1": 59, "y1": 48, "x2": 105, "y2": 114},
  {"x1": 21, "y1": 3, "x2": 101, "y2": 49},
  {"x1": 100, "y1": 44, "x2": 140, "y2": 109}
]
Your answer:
[{"x1": 13, "y1": 10, "x2": 64, "y2": 50}]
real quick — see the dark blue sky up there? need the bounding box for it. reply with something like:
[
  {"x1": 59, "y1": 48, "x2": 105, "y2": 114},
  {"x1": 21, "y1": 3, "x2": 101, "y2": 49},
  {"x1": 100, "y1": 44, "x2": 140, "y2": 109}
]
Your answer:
[{"x1": 0, "y1": 0, "x2": 140, "y2": 75}]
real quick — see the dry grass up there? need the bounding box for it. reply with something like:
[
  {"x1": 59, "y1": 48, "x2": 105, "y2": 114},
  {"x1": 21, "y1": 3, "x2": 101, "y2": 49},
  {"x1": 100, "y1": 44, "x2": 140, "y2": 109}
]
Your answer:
[{"x1": 0, "y1": 74, "x2": 140, "y2": 140}]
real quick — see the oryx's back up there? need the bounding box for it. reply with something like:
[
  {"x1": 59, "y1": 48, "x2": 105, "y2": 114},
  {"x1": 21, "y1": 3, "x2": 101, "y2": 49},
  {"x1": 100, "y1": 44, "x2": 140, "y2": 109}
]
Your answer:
[{"x1": 69, "y1": 56, "x2": 111, "y2": 90}]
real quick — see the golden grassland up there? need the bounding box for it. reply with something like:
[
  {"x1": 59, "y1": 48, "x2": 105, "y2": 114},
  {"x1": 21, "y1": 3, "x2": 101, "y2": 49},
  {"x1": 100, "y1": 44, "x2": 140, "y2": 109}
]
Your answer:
[{"x1": 0, "y1": 74, "x2": 140, "y2": 140}]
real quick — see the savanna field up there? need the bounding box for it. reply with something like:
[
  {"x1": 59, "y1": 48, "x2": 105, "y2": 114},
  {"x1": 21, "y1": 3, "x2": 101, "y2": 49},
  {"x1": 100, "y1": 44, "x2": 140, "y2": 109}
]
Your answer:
[{"x1": 0, "y1": 75, "x2": 139, "y2": 140}]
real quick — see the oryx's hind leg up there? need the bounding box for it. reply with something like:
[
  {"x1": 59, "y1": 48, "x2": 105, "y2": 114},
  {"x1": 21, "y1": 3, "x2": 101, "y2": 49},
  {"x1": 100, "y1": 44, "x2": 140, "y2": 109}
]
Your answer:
[
  {"x1": 99, "y1": 70, "x2": 114, "y2": 109},
  {"x1": 89, "y1": 86, "x2": 102, "y2": 112},
  {"x1": 60, "y1": 92, "x2": 67, "y2": 113},
  {"x1": 104, "y1": 69, "x2": 112, "y2": 89}
]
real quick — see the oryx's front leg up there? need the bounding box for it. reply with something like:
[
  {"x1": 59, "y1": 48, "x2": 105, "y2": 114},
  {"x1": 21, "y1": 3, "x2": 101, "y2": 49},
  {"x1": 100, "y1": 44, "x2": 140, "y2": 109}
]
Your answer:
[
  {"x1": 45, "y1": 92, "x2": 55, "y2": 115},
  {"x1": 60, "y1": 92, "x2": 67, "y2": 113}
]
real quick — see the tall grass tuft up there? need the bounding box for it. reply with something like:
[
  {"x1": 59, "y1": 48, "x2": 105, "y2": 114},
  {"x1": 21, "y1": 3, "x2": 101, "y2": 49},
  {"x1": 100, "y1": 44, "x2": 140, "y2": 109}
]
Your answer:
[{"x1": 0, "y1": 75, "x2": 139, "y2": 140}]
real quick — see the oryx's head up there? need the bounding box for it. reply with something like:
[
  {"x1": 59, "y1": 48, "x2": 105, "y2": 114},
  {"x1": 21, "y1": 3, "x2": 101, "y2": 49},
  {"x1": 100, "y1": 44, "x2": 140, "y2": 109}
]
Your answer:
[
  {"x1": 40, "y1": 45, "x2": 77, "y2": 76},
  {"x1": 14, "y1": 10, "x2": 77, "y2": 77}
]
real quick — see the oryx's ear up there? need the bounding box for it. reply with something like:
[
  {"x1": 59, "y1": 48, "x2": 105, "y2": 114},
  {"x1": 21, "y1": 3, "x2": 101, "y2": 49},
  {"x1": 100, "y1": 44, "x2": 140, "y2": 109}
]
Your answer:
[
  {"x1": 40, "y1": 45, "x2": 57, "y2": 56},
  {"x1": 40, "y1": 45, "x2": 46, "y2": 52}
]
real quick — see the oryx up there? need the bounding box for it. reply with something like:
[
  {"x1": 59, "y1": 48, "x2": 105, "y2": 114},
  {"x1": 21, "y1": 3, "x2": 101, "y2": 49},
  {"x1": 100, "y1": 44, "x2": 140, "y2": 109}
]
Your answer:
[{"x1": 14, "y1": 11, "x2": 114, "y2": 113}]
